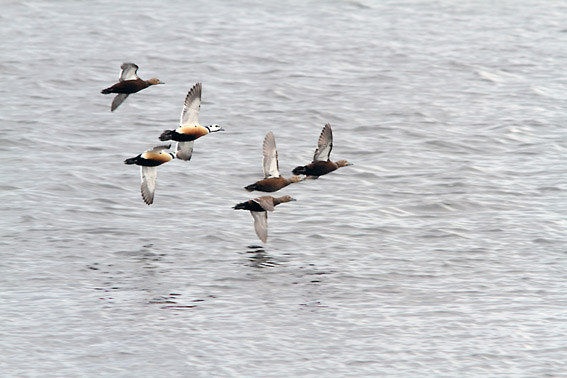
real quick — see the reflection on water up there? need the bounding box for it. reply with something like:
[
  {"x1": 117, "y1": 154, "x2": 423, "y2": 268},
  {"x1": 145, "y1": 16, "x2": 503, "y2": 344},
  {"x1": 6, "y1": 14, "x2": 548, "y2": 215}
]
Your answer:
[
  {"x1": 244, "y1": 245, "x2": 280, "y2": 268},
  {"x1": 148, "y1": 293, "x2": 199, "y2": 310}
]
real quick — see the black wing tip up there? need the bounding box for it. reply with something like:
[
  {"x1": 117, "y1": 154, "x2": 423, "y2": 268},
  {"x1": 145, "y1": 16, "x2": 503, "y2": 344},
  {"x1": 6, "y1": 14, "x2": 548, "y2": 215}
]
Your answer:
[
  {"x1": 190, "y1": 82, "x2": 202, "y2": 92},
  {"x1": 185, "y1": 82, "x2": 202, "y2": 102},
  {"x1": 141, "y1": 191, "x2": 153, "y2": 205}
]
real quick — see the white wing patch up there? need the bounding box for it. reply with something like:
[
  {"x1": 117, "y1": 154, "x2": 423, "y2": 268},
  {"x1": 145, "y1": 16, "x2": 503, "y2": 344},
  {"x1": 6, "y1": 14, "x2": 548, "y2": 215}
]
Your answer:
[
  {"x1": 313, "y1": 123, "x2": 333, "y2": 161},
  {"x1": 119, "y1": 63, "x2": 139, "y2": 81},
  {"x1": 180, "y1": 83, "x2": 202, "y2": 127},
  {"x1": 140, "y1": 166, "x2": 158, "y2": 205},
  {"x1": 111, "y1": 93, "x2": 129, "y2": 112},
  {"x1": 175, "y1": 141, "x2": 195, "y2": 161},
  {"x1": 251, "y1": 211, "x2": 268, "y2": 243},
  {"x1": 262, "y1": 132, "x2": 280, "y2": 178}
]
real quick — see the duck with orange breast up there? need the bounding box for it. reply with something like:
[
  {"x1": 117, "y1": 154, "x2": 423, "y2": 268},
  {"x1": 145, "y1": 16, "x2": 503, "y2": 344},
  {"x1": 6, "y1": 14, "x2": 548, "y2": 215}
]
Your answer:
[
  {"x1": 101, "y1": 63, "x2": 164, "y2": 112},
  {"x1": 292, "y1": 123, "x2": 352, "y2": 178},
  {"x1": 159, "y1": 82, "x2": 224, "y2": 161},
  {"x1": 124, "y1": 145, "x2": 174, "y2": 205}
]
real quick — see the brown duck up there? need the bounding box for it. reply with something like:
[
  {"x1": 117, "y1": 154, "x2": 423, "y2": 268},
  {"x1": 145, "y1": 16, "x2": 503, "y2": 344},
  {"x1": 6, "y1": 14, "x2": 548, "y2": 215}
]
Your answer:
[
  {"x1": 233, "y1": 195, "x2": 296, "y2": 243},
  {"x1": 124, "y1": 145, "x2": 174, "y2": 205},
  {"x1": 101, "y1": 63, "x2": 164, "y2": 111},
  {"x1": 245, "y1": 132, "x2": 303, "y2": 192},
  {"x1": 292, "y1": 123, "x2": 351, "y2": 178}
]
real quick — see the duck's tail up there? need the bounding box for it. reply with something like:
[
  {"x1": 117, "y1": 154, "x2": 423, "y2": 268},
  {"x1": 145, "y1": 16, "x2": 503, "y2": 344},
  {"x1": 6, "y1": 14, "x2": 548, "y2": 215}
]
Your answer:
[
  {"x1": 232, "y1": 202, "x2": 247, "y2": 210},
  {"x1": 244, "y1": 183, "x2": 256, "y2": 192},
  {"x1": 292, "y1": 165, "x2": 306, "y2": 175},
  {"x1": 124, "y1": 155, "x2": 139, "y2": 165},
  {"x1": 101, "y1": 87, "x2": 113, "y2": 95},
  {"x1": 159, "y1": 130, "x2": 174, "y2": 141}
]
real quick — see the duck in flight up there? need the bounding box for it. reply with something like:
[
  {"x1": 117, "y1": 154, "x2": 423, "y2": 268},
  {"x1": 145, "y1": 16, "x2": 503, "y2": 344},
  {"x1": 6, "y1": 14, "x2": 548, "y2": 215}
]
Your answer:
[
  {"x1": 124, "y1": 144, "x2": 174, "y2": 205},
  {"x1": 101, "y1": 63, "x2": 164, "y2": 112},
  {"x1": 159, "y1": 82, "x2": 223, "y2": 161},
  {"x1": 233, "y1": 195, "x2": 296, "y2": 243},
  {"x1": 292, "y1": 123, "x2": 351, "y2": 178},
  {"x1": 244, "y1": 132, "x2": 304, "y2": 192}
]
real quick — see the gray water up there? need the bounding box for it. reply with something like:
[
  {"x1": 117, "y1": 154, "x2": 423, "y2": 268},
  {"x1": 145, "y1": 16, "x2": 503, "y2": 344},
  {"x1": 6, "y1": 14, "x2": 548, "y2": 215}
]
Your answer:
[{"x1": 1, "y1": 0, "x2": 566, "y2": 377}]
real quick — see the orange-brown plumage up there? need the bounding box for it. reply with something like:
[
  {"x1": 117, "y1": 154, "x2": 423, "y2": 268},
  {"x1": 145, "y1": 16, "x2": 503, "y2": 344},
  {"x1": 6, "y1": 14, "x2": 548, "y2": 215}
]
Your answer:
[
  {"x1": 173, "y1": 125, "x2": 210, "y2": 141},
  {"x1": 141, "y1": 150, "x2": 175, "y2": 164}
]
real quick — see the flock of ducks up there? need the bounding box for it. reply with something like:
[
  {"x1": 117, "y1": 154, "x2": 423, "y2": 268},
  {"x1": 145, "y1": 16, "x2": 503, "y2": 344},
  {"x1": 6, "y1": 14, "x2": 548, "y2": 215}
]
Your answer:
[{"x1": 102, "y1": 63, "x2": 352, "y2": 243}]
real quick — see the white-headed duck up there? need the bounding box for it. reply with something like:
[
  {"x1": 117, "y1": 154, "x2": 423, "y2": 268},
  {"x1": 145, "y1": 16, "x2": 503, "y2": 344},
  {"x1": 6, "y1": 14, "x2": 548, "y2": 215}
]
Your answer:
[
  {"x1": 159, "y1": 82, "x2": 223, "y2": 161},
  {"x1": 124, "y1": 144, "x2": 174, "y2": 205}
]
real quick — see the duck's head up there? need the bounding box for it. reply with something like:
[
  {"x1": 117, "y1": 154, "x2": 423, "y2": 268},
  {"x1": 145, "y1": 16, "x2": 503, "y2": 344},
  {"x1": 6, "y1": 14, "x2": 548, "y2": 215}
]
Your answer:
[
  {"x1": 336, "y1": 160, "x2": 352, "y2": 168},
  {"x1": 208, "y1": 124, "x2": 224, "y2": 132},
  {"x1": 279, "y1": 195, "x2": 296, "y2": 203},
  {"x1": 148, "y1": 78, "x2": 165, "y2": 85}
]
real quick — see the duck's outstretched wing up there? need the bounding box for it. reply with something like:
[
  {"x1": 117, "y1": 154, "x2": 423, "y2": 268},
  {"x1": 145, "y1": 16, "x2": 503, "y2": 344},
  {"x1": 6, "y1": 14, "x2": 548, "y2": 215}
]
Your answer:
[
  {"x1": 180, "y1": 82, "x2": 202, "y2": 126},
  {"x1": 262, "y1": 132, "x2": 279, "y2": 178},
  {"x1": 140, "y1": 166, "x2": 158, "y2": 205},
  {"x1": 250, "y1": 211, "x2": 268, "y2": 243},
  {"x1": 175, "y1": 141, "x2": 195, "y2": 161},
  {"x1": 111, "y1": 93, "x2": 129, "y2": 111},
  {"x1": 119, "y1": 63, "x2": 139, "y2": 81},
  {"x1": 313, "y1": 123, "x2": 333, "y2": 162}
]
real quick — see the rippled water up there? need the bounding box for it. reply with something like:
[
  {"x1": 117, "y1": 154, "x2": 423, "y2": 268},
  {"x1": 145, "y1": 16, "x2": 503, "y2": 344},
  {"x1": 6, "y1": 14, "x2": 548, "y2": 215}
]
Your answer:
[{"x1": 1, "y1": 0, "x2": 566, "y2": 376}]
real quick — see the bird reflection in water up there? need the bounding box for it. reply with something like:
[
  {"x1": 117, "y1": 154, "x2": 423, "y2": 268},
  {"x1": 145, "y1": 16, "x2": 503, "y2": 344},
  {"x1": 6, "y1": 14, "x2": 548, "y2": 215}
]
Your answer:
[{"x1": 245, "y1": 245, "x2": 280, "y2": 269}]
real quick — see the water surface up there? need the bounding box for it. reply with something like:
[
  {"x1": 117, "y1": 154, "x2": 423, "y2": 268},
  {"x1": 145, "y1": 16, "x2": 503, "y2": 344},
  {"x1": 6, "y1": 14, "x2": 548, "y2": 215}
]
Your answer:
[{"x1": 1, "y1": 0, "x2": 566, "y2": 376}]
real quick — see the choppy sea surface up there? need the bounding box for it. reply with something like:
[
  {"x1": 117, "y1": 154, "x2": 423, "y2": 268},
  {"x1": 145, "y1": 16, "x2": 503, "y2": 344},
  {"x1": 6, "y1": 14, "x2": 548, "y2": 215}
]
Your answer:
[{"x1": 1, "y1": 0, "x2": 566, "y2": 376}]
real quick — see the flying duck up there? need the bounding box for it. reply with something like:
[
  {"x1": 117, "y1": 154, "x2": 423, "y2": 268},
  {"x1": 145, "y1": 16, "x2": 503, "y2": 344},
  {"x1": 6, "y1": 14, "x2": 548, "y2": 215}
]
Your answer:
[
  {"x1": 101, "y1": 63, "x2": 164, "y2": 112},
  {"x1": 233, "y1": 195, "x2": 296, "y2": 243},
  {"x1": 159, "y1": 82, "x2": 223, "y2": 161},
  {"x1": 244, "y1": 132, "x2": 304, "y2": 192},
  {"x1": 124, "y1": 144, "x2": 174, "y2": 205},
  {"x1": 292, "y1": 123, "x2": 351, "y2": 178}
]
